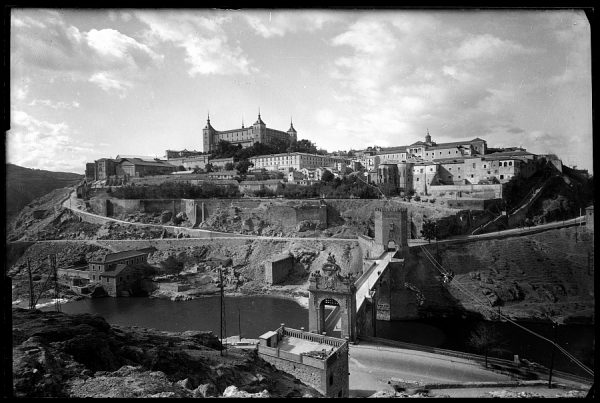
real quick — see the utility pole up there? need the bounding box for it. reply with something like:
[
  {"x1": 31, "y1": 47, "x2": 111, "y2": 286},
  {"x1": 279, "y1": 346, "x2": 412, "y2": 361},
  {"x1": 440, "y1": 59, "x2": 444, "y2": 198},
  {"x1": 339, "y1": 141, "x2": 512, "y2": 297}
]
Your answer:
[
  {"x1": 238, "y1": 308, "x2": 242, "y2": 341},
  {"x1": 27, "y1": 259, "x2": 35, "y2": 310},
  {"x1": 49, "y1": 254, "x2": 60, "y2": 312},
  {"x1": 548, "y1": 322, "x2": 558, "y2": 388},
  {"x1": 219, "y1": 266, "x2": 226, "y2": 356}
]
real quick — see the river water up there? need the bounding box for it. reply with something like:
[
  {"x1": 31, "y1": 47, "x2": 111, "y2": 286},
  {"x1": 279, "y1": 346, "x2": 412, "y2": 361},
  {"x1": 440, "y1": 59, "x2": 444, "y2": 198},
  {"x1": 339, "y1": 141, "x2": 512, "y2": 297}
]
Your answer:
[{"x1": 46, "y1": 296, "x2": 594, "y2": 378}]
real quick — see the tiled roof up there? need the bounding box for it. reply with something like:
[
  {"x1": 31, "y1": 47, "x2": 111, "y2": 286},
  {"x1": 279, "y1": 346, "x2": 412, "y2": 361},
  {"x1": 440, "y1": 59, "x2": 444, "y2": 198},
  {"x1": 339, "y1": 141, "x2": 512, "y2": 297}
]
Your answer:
[{"x1": 91, "y1": 249, "x2": 148, "y2": 264}]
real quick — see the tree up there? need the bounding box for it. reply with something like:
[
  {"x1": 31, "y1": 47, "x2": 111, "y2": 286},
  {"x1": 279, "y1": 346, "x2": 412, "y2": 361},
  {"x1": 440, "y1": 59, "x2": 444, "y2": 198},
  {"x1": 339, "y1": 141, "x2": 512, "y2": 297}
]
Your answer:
[
  {"x1": 235, "y1": 160, "x2": 253, "y2": 174},
  {"x1": 288, "y1": 139, "x2": 318, "y2": 154},
  {"x1": 468, "y1": 323, "x2": 504, "y2": 368},
  {"x1": 177, "y1": 165, "x2": 186, "y2": 171},
  {"x1": 321, "y1": 170, "x2": 335, "y2": 183},
  {"x1": 204, "y1": 163, "x2": 214, "y2": 173},
  {"x1": 224, "y1": 162, "x2": 235, "y2": 171},
  {"x1": 421, "y1": 219, "x2": 437, "y2": 243}
]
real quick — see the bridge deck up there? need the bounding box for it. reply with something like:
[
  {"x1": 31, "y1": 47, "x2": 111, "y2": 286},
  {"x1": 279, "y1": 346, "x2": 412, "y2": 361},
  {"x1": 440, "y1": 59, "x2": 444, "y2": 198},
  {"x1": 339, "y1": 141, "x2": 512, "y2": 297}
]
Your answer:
[{"x1": 355, "y1": 251, "x2": 394, "y2": 311}]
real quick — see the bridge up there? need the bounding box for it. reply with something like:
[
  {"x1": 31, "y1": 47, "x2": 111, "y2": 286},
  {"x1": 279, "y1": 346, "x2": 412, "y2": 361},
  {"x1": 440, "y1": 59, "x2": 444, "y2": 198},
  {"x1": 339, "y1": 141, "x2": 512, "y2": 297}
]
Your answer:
[{"x1": 308, "y1": 208, "x2": 409, "y2": 341}]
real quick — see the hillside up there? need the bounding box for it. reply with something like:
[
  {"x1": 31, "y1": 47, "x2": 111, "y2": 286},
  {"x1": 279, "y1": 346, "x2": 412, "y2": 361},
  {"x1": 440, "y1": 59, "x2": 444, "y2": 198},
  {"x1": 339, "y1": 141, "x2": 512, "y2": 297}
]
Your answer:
[
  {"x1": 12, "y1": 308, "x2": 320, "y2": 398},
  {"x1": 405, "y1": 226, "x2": 594, "y2": 324},
  {"x1": 5, "y1": 163, "x2": 83, "y2": 221}
]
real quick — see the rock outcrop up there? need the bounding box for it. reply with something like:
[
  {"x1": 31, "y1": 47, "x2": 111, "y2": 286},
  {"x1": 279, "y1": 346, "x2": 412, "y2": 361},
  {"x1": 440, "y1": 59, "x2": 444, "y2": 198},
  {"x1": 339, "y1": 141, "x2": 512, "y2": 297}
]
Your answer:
[{"x1": 12, "y1": 308, "x2": 320, "y2": 398}]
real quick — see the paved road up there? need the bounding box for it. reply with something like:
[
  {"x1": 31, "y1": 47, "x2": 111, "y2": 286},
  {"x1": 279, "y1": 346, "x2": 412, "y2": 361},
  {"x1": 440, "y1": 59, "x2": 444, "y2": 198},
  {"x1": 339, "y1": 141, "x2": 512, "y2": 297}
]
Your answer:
[
  {"x1": 349, "y1": 342, "x2": 513, "y2": 397},
  {"x1": 31, "y1": 189, "x2": 581, "y2": 247}
]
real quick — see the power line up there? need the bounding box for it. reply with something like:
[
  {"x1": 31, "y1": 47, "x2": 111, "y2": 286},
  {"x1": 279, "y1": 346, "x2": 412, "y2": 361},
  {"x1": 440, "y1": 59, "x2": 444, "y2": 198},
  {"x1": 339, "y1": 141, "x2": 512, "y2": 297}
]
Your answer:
[
  {"x1": 419, "y1": 246, "x2": 593, "y2": 376},
  {"x1": 419, "y1": 245, "x2": 594, "y2": 377},
  {"x1": 420, "y1": 246, "x2": 594, "y2": 377}
]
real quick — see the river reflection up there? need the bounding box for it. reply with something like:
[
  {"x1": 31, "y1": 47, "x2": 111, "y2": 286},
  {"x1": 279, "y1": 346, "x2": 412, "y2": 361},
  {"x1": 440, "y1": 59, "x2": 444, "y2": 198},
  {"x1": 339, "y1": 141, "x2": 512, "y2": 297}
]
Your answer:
[{"x1": 47, "y1": 296, "x2": 593, "y2": 378}]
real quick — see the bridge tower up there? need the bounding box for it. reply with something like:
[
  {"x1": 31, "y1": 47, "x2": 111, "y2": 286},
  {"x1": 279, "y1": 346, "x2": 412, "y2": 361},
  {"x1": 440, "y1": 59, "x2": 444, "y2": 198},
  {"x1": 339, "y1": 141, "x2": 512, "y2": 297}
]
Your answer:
[
  {"x1": 308, "y1": 254, "x2": 357, "y2": 342},
  {"x1": 374, "y1": 208, "x2": 408, "y2": 254}
]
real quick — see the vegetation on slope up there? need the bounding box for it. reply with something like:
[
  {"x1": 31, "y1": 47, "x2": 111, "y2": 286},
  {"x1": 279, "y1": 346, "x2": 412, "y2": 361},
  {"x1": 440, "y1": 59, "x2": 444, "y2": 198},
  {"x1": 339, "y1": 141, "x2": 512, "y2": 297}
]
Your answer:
[{"x1": 5, "y1": 163, "x2": 82, "y2": 220}]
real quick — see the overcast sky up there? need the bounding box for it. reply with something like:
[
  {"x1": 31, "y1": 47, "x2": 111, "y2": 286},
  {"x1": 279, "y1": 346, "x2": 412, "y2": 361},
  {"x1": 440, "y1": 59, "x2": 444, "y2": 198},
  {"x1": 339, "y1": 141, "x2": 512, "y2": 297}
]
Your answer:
[{"x1": 9, "y1": 9, "x2": 592, "y2": 173}]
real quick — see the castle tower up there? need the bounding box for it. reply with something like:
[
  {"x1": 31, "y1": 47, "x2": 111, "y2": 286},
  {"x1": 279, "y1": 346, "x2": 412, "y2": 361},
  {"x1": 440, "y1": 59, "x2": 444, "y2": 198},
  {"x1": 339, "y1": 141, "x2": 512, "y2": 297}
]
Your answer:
[
  {"x1": 203, "y1": 113, "x2": 216, "y2": 152},
  {"x1": 252, "y1": 110, "x2": 266, "y2": 144},
  {"x1": 287, "y1": 117, "x2": 297, "y2": 142},
  {"x1": 374, "y1": 208, "x2": 408, "y2": 252},
  {"x1": 425, "y1": 129, "x2": 432, "y2": 146}
]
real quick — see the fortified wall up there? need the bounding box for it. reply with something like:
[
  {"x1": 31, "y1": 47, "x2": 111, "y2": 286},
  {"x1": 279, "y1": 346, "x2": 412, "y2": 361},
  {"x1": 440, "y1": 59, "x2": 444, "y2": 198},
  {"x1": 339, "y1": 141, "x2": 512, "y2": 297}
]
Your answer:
[
  {"x1": 88, "y1": 198, "x2": 205, "y2": 227},
  {"x1": 88, "y1": 197, "x2": 327, "y2": 231}
]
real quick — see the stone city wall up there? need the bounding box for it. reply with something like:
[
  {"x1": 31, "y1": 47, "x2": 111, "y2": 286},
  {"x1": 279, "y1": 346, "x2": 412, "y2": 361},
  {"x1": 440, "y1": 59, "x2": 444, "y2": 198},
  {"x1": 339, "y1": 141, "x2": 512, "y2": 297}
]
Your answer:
[{"x1": 427, "y1": 184, "x2": 503, "y2": 199}]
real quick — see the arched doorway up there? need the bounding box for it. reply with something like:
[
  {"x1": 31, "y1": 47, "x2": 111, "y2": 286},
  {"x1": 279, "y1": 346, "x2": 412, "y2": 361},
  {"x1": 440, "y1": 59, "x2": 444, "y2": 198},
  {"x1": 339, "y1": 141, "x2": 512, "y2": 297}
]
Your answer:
[
  {"x1": 319, "y1": 298, "x2": 340, "y2": 335},
  {"x1": 308, "y1": 253, "x2": 357, "y2": 341}
]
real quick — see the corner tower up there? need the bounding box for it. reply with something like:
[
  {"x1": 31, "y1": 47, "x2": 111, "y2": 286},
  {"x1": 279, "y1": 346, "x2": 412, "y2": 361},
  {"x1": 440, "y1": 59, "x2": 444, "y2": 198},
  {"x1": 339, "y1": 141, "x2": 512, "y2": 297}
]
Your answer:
[{"x1": 252, "y1": 111, "x2": 266, "y2": 144}]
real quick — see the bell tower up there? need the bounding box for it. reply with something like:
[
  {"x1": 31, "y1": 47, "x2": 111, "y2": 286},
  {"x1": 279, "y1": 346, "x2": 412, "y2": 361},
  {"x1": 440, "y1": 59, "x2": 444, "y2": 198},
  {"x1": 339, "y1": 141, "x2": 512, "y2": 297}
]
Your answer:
[
  {"x1": 203, "y1": 113, "x2": 216, "y2": 152},
  {"x1": 287, "y1": 117, "x2": 298, "y2": 143}
]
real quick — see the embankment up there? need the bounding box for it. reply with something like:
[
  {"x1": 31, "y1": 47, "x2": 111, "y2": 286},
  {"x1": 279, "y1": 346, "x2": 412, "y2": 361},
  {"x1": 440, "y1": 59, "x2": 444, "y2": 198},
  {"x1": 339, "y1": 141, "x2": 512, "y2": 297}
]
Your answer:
[{"x1": 398, "y1": 226, "x2": 594, "y2": 323}]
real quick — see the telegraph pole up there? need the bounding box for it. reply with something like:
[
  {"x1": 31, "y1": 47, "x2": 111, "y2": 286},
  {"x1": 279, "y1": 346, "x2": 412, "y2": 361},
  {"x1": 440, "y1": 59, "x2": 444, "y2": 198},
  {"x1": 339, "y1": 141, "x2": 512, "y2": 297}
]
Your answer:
[
  {"x1": 27, "y1": 259, "x2": 35, "y2": 310},
  {"x1": 238, "y1": 308, "x2": 242, "y2": 341},
  {"x1": 548, "y1": 322, "x2": 558, "y2": 388},
  {"x1": 219, "y1": 266, "x2": 227, "y2": 356},
  {"x1": 49, "y1": 254, "x2": 60, "y2": 312}
]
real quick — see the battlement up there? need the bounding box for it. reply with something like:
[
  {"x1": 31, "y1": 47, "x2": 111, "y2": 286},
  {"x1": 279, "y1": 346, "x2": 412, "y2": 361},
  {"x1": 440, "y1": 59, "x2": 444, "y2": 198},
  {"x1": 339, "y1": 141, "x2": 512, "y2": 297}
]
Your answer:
[{"x1": 374, "y1": 207, "x2": 407, "y2": 213}]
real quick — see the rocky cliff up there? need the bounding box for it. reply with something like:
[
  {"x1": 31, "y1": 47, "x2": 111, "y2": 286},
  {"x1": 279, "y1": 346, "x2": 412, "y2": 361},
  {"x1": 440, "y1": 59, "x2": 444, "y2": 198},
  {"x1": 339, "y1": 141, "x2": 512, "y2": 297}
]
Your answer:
[{"x1": 11, "y1": 308, "x2": 320, "y2": 398}]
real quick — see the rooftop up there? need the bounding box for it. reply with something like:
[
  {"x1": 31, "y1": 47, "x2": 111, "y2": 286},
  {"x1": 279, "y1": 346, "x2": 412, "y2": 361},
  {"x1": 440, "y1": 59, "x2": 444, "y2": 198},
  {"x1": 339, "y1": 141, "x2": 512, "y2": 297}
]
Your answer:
[
  {"x1": 277, "y1": 334, "x2": 336, "y2": 356},
  {"x1": 91, "y1": 249, "x2": 148, "y2": 264}
]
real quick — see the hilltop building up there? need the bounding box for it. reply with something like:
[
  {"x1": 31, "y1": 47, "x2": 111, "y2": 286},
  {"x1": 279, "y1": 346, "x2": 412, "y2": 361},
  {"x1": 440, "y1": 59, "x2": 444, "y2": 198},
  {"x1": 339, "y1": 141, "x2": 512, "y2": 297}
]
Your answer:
[
  {"x1": 250, "y1": 152, "x2": 349, "y2": 172},
  {"x1": 203, "y1": 112, "x2": 297, "y2": 153}
]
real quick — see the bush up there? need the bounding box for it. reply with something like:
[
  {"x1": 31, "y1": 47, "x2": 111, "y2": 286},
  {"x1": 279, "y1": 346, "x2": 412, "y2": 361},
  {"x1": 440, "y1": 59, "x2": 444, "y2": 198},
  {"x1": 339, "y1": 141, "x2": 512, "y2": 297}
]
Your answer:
[{"x1": 414, "y1": 195, "x2": 421, "y2": 202}]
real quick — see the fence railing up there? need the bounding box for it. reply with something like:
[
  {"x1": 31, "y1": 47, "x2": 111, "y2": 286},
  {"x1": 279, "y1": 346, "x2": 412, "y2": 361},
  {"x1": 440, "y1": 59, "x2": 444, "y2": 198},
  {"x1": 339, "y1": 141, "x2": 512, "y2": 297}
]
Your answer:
[
  {"x1": 281, "y1": 327, "x2": 346, "y2": 348},
  {"x1": 359, "y1": 336, "x2": 593, "y2": 385}
]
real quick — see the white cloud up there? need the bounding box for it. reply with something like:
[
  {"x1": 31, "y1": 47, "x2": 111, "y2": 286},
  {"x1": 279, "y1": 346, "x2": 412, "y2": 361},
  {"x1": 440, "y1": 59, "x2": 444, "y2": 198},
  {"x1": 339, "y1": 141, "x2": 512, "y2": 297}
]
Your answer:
[
  {"x1": 28, "y1": 99, "x2": 80, "y2": 109},
  {"x1": 136, "y1": 11, "x2": 256, "y2": 76},
  {"x1": 456, "y1": 34, "x2": 535, "y2": 60},
  {"x1": 243, "y1": 10, "x2": 340, "y2": 38},
  {"x1": 89, "y1": 72, "x2": 133, "y2": 97},
  {"x1": 7, "y1": 110, "x2": 93, "y2": 172},
  {"x1": 85, "y1": 28, "x2": 163, "y2": 67},
  {"x1": 11, "y1": 10, "x2": 162, "y2": 95}
]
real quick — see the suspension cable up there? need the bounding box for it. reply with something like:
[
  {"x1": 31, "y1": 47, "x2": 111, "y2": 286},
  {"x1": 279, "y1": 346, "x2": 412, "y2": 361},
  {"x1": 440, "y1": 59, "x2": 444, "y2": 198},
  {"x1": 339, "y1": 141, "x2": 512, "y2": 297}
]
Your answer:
[{"x1": 419, "y1": 245, "x2": 594, "y2": 377}]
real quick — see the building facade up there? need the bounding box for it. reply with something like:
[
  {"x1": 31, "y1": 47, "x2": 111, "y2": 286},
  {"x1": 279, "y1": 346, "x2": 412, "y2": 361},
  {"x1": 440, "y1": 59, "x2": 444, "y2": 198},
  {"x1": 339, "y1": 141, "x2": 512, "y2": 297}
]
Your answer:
[
  {"x1": 166, "y1": 154, "x2": 210, "y2": 171},
  {"x1": 203, "y1": 113, "x2": 297, "y2": 152},
  {"x1": 250, "y1": 152, "x2": 349, "y2": 172},
  {"x1": 116, "y1": 158, "x2": 176, "y2": 177}
]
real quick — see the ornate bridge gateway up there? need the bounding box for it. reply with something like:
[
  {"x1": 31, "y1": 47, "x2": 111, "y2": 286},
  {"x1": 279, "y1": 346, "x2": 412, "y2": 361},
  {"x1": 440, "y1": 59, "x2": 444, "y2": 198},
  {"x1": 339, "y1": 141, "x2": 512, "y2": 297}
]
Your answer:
[
  {"x1": 308, "y1": 208, "x2": 409, "y2": 342},
  {"x1": 308, "y1": 254, "x2": 358, "y2": 341}
]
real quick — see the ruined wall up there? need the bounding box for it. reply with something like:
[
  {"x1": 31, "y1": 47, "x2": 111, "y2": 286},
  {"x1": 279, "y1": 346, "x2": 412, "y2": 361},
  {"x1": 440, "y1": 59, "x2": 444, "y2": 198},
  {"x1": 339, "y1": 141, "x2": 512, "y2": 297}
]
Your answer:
[
  {"x1": 268, "y1": 206, "x2": 298, "y2": 229},
  {"x1": 444, "y1": 198, "x2": 502, "y2": 211},
  {"x1": 296, "y1": 205, "x2": 328, "y2": 226},
  {"x1": 428, "y1": 184, "x2": 503, "y2": 199},
  {"x1": 265, "y1": 255, "x2": 294, "y2": 285},
  {"x1": 107, "y1": 199, "x2": 142, "y2": 216}
]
